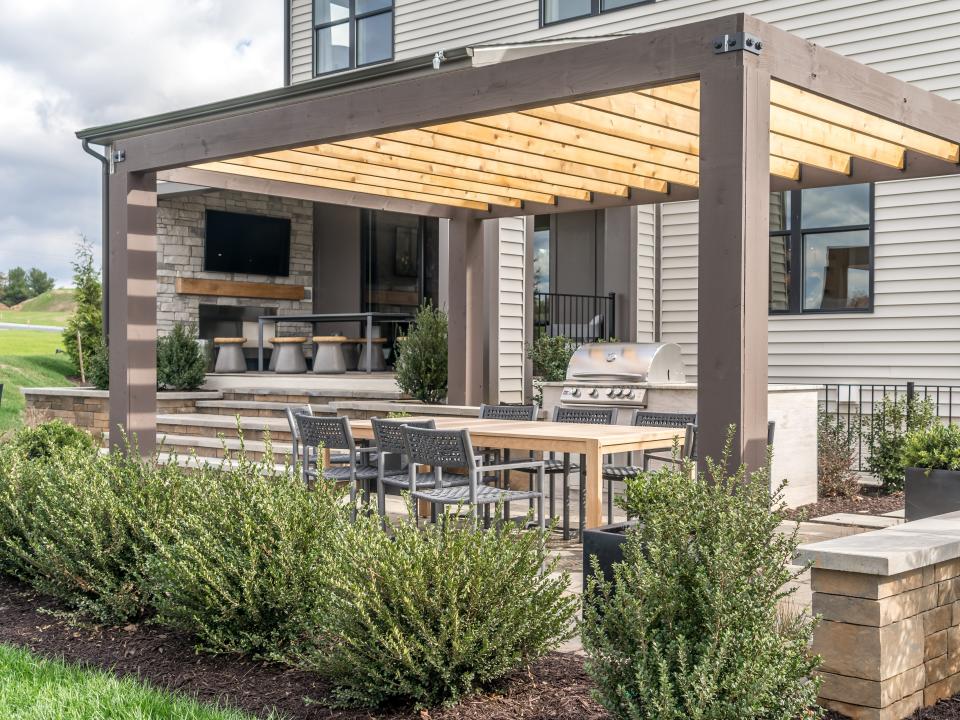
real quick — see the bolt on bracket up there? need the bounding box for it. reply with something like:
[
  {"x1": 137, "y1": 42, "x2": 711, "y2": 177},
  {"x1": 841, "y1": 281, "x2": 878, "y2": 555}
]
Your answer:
[{"x1": 713, "y1": 32, "x2": 763, "y2": 55}]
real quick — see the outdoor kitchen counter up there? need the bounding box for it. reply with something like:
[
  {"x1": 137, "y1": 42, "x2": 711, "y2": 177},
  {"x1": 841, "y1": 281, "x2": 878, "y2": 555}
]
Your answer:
[{"x1": 349, "y1": 416, "x2": 683, "y2": 529}]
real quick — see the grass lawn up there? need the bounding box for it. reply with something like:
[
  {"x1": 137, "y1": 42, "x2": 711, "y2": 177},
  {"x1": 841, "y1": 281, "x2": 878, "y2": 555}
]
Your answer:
[
  {"x1": 0, "y1": 288, "x2": 76, "y2": 327},
  {"x1": 0, "y1": 329, "x2": 74, "y2": 436},
  {"x1": 0, "y1": 644, "x2": 266, "y2": 720}
]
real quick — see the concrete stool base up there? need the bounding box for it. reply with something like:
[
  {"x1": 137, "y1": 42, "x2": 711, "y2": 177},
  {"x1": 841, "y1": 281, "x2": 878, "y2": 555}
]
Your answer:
[
  {"x1": 358, "y1": 338, "x2": 388, "y2": 372},
  {"x1": 312, "y1": 336, "x2": 347, "y2": 374},
  {"x1": 270, "y1": 337, "x2": 308, "y2": 374},
  {"x1": 214, "y1": 338, "x2": 247, "y2": 373}
]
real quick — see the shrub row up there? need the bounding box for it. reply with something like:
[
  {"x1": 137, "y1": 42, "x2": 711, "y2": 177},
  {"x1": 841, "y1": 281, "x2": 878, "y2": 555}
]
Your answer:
[{"x1": 0, "y1": 424, "x2": 576, "y2": 708}]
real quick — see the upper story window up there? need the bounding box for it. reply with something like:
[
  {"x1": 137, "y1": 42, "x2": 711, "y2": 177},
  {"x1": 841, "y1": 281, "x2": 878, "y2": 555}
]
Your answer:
[
  {"x1": 314, "y1": 0, "x2": 393, "y2": 76},
  {"x1": 769, "y1": 184, "x2": 874, "y2": 315},
  {"x1": 541, "y1": 0, "x2": 652, "y2": 27}
]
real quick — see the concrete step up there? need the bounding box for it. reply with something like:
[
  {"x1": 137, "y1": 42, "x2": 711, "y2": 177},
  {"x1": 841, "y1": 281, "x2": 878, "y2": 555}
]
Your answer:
[
  {"x1": 219, "y1": 386, "x2": 404, "y2": 406},
  {"x1": 157, "y1": 413, "x2": 293, "y2": 444},
  {"x1": 156, "y1": 432, "x2": 295, "y2": 462},
  {"x1": 194, "y1": 399, "x2": 337, "y2": 419},
  {"x1": 154, "y1": 452, "x2": 292, "y2": 474}
]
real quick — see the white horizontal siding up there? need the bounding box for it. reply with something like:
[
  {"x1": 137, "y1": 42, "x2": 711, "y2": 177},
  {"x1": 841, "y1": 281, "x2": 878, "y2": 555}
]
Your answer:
[
  {"x1": 497, "y1": 217, "x2": 527, "y2": 402},
  {"x1": 290, "y1": 0, "x2": 314, "y2": 84},
  {"x1": 636, "y1": 205, "x2": 657, "y2": 342}
]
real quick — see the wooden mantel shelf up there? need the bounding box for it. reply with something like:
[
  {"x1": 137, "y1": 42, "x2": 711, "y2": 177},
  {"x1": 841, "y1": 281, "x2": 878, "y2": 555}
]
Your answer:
[{"x1": 175, "y1": 277, "x2": 305, "y2": 301}]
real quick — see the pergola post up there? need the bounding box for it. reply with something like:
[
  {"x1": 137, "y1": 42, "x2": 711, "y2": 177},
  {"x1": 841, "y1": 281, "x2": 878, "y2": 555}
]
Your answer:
[
  {"x1": 107, "y1": 169, "x2": 158, "y2": 455},
  {"x1": 445, "y1": 216, "x2": 488, "y2": 405},
  {"x1": 696, "y1": 51, "x2": 771, "y2": 475}
]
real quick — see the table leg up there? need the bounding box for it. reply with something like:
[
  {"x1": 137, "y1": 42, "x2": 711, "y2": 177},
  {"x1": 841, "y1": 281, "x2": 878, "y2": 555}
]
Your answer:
[
  {"x1": 258, "y1": 320, "x2": 264, "y2": 372},
  {"x1": 583, "y1": 441, "x2": 603, "y2": 530},
  {"x1": 365, "y1": 316, "x2": 373, "y2": 373}
]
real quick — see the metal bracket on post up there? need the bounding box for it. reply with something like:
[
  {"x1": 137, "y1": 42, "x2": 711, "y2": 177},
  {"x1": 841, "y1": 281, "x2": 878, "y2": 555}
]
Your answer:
[
  {"x1": 712, "y1": 32, "x2": 763, "y2": 55},
  {"x1": 109, "y1": 148, "x2": 126, "y2": 175}
]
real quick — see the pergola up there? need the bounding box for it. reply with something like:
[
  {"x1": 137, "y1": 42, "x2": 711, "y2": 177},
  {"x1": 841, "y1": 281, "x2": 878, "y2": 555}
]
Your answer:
[{"x1": 78, "y1": 13, "x2": 960, "y2": 491}]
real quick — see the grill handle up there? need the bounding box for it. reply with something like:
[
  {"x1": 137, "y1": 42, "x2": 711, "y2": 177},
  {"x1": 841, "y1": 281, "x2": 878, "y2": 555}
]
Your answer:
[{"x1": 569, "y1": 371, "x2": 646, "y2": 381}]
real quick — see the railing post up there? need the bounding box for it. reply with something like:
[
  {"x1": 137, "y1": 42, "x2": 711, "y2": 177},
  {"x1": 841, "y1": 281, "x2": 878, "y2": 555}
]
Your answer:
[
  {"x1": 906, "y1": 381, "x2": 915, "y2": 427},
  {"x1": 608, "y1": 292, "x2": 616, "y2": 341}
]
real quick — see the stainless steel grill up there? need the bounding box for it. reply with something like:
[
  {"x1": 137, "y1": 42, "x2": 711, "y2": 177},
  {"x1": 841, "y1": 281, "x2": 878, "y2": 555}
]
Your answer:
[{"x1": 559, "y1": 342, "x2": 686, "y2": 413}]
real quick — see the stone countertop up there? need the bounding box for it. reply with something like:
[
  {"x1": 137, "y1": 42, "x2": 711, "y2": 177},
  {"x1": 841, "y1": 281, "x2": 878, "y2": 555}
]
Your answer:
[
  {"x1": 538, "y1": 381, "x2": 819, "y2": 392},
  {"x1": 795, "y1": 511, "x2": 960, "y2": 577}
]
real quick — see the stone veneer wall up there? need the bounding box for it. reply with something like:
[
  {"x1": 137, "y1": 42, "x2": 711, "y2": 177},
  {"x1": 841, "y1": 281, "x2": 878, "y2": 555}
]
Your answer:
[
  {"x1": 23, "y1": 389, "x2": 219, "y2": 443},
  {"x1": 157, "y1": 190, "x2": 313, "y2": 335}
]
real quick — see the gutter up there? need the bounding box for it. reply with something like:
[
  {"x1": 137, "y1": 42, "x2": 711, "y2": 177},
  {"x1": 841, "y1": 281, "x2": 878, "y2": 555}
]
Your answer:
[
  {"x1": 283, "y1": 0, "x2": 291, "y2": 87},
  {"x1": 76, "y1": 47, "x2": 472, "y2": 145},
  {"x1": 81, "y1": 139, "x2": 109, "y2": 343}
]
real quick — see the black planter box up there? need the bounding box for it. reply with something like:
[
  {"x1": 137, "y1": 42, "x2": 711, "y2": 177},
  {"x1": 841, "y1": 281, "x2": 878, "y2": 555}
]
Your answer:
[
  {"x1": 905, "y1": 467, "x2": 960, "y2": 522},
  {"x1": 582, "y1": 520, "x2": 639, "y2": 593}
]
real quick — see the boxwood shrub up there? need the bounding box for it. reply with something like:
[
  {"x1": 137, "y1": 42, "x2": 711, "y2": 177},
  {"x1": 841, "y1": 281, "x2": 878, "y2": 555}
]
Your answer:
[
  {"x1": 582, "y1": 441, "x2": 820, "y2": 720},
  {"x1": 301, "y1": 505, "x2": 578, "y2": 708},
  {"x1": 902, "y1": 422, "x2": 960, "y2": 471}
]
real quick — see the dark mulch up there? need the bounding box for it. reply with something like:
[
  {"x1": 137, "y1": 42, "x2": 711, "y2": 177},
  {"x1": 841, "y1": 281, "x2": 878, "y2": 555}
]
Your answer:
[
  {"x1": 0, "y1": 576, "x2": 604, "y2": 720},
  {"x1": 826, "y1": 696, "x2": 960, "y2": 719},
  {"x1": 783, "y1": 489, "x2": 904, "y2": 522}
]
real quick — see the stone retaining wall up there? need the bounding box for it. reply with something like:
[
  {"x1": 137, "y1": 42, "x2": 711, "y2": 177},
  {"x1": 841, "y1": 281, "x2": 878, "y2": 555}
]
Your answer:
[
  {"x1": 22, "y1": 388, "x2": 221, "y2": 443},
  {"x1": 798, "y1": 511, "x2": 960, "y2": 720}
]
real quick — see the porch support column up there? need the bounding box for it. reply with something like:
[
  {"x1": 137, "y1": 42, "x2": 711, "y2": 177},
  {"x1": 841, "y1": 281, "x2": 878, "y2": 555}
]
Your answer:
[
  {"x1": 445, "y1": 216, "x2": 488, "y2": 406},
  {"x1": 696, "y1": 50, "x2": 770, "y2": 475},
  {"x1": 107, "y1": 169, "x2": 158, "y2": 456}
]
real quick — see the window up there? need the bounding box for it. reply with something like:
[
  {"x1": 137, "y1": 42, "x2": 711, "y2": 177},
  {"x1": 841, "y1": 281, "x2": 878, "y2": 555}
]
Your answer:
[
  {"x1": 314, "y1": 0, "x2": 393, "y2": 76},
  {"x1": 541, "y1": 0, "x2": 652, "y2": 26},
  {"x1": 769, "y1": 184, "x2": 874, "y2": 314},
  {"x1": 533, "y1": 215, "x2": 551, "y2": 294}
]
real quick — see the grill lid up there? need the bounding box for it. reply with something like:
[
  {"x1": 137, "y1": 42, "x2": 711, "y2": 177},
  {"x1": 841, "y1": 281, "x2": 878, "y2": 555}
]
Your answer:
[{"x1": 565, "y1": 342, "x2": 686, "y2": 384}]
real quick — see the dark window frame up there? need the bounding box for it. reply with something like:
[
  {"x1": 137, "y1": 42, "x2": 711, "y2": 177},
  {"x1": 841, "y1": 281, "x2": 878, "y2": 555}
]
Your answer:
[
  {"x1": 540, "y1": 0, "x2": 654, "y2": 28},
  {"x1": 769, "y1": 184, "x2": 875, "y2": 316},
  {"x1": 313, "y1": 0, "x2": 394, "y2": 77}
]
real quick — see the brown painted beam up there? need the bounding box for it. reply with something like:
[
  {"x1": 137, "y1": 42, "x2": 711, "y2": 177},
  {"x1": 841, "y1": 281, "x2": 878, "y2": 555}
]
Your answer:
[
  {"x1": 108, "y1": 170, "x2": 158, "y2": 456},
  {"x1": 445, "y1": 217, "x2": 488, "y2": 405},
  {"x1": 175, "y1": 277, "x2": 305, "y2": 301},
  {"x1": 120, "y1": 16, "x2": 737, "y2": 173},
  {"x1": 696, "y1": 51, "x2": 770, "y2": 476}
]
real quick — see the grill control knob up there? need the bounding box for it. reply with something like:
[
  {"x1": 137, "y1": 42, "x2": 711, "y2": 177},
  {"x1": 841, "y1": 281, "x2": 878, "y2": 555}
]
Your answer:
[
  {"x1": 590, "y1": 389, "x2": 600, "y2": 398},
  {"x1": 606, "y1": 388, "x2": 615, "y2": 397},
  {"x1": 625, "y1": 389, "x2": 635, "y2": 399},
  {"x1": 571, "y1": 388, "x2": 581, "y2": 398}
]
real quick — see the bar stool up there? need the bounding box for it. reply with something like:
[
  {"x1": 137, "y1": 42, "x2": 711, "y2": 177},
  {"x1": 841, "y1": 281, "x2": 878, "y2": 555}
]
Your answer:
[
  {"x1": 340, "y1": 337, "x2": 363, "y2": 371},
  {"x1": 358, "y1": 337, "x2": 387, "y2": 371},
  {"x1": 312, "y1": 336, "x2": 347, "y2": 374},
  {"x1": 270, "y1": 337, "x2": 307, "y2": 374},
  {"x1": 213, "y1": 337, "x2": 246, "y2": 373}
]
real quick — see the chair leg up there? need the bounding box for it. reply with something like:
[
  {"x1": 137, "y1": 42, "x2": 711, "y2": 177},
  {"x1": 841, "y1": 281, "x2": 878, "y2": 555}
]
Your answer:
[
  {"x1": 562, "y1": 456, "x2": 571, "y2": 541},
  {"x1": 607, "y1": 477, "x2": 614, "y2": 525},
  {"x1": 503, "y1": 449, "x2": 511, "y2": 520},
  {"x1": 376, "y1": 479, "x2": 386, "y2": 524},
  {"x1": 549, "y1": 473, "x2": 556, "y2": 521}
]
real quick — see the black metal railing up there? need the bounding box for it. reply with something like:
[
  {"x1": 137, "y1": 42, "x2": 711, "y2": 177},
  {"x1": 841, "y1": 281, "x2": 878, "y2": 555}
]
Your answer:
[
  {"x1": 533, "y1": 291, "x2": 616, "y2": 346},
  {"x1": 820, "y1": 382, "x2": 960, "y2": 472}
]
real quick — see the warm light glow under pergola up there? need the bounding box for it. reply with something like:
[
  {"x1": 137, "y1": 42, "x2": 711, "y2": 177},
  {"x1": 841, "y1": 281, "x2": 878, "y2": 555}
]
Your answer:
[{"x1": 189, "y1": 79, "x2": 959, "y2": 214}]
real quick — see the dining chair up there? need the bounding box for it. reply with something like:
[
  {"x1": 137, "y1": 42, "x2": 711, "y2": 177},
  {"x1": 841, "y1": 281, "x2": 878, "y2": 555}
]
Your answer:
[{"x1": 402, "y1": 425, "x2": 546, "y2": 529}]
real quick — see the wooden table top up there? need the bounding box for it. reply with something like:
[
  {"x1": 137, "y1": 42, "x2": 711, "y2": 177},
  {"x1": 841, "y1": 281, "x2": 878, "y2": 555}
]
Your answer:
[{"x1": 349, "y1": 416, "x2": 683, "y2": 450}]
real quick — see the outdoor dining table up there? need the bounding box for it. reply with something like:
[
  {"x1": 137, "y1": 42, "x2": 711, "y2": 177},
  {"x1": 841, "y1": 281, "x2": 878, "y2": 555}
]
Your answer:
[
  {"x1": 257, "y1": 312, "x2": 413, "y2": 373},
  {"x1": 349, "y1": 416, "x2": 684, "y2": 529}
]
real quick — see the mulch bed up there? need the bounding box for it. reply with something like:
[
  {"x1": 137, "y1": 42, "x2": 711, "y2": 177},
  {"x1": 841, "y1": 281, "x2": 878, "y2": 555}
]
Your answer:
[
  {"x1": 0, "y1": 576, "x2": 605, "y2": 720},
  {"x1": 783, "y1": 489, "x2": 904, "y2": 522}
]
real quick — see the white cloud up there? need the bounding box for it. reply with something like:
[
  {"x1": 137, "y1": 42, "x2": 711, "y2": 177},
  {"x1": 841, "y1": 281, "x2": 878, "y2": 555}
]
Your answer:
[{"x1": 0, "y1": 0, "x2": 282, "y2": 284}]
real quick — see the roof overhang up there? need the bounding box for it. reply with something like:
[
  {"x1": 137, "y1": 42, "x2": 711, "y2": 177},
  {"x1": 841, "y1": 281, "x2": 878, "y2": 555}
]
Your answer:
[{"x1": 79, "y1": 13, "x2": 960, "y2": 220}]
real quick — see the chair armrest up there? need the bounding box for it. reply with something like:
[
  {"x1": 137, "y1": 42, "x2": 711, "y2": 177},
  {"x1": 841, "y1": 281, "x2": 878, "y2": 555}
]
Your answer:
[
  {"x1": 482, "y1": 460, "x2": 545, "y2": 473},
  {"x1": 355, "y1": 446, "x2": 380, "y2": 456}
]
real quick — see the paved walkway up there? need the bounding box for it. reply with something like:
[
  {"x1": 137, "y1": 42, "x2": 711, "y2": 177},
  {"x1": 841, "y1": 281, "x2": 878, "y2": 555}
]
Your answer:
[{"x1": 0, "y1": 322, "x2": 64, "y2": 332}]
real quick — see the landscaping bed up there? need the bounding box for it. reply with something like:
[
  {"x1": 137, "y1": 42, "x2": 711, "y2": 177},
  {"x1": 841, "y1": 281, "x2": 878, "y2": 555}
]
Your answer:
[
  {"x1": 783, "y1": 489, "x2": 904, "y2": 522},
  {"x1": 0, "y1": 576, "x2": 603, "y2": 720}
]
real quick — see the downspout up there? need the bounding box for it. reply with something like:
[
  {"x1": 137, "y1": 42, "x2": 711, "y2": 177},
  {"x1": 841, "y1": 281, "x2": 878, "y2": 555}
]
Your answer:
[
  {"x1": 81, "y1": 139, "x2": 109, "y2": 343},
  {"x1": 283, "y1": 0, "x2": 292, "y2": 86}
]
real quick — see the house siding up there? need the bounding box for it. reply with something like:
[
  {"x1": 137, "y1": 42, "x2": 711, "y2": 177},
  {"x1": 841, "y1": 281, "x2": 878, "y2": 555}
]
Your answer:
[
  {"x1": 496, "y1": 217, "x2": 527, "y2": 403},
  {"x1": 290, "y1": 0, "x2": 313, "y2": 85}
]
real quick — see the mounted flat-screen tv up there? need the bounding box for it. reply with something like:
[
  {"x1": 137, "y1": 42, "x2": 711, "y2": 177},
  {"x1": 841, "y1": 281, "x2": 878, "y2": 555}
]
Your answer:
[{"x1": 204, "y1": 209, "x2": 291, "y2": 276}]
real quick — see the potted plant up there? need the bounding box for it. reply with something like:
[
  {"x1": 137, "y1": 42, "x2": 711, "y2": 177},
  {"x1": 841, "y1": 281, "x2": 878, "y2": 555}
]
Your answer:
[
  {"x1": 902, "y1": 423, "x2": 960, "y2": 522},
  {"x1": 582, "y1": 519, "x2": 640, "y2": 593}
]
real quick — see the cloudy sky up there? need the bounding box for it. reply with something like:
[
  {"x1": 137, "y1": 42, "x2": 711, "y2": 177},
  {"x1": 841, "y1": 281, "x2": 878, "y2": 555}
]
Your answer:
[{"x1": 0, "y1": 1, "x2": 283, "y2": 285}]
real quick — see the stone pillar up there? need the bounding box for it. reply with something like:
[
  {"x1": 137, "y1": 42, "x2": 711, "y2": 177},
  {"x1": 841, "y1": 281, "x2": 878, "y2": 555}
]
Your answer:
[{"x1": 812, "y1": 561, "x2": 960, "y2": 719}]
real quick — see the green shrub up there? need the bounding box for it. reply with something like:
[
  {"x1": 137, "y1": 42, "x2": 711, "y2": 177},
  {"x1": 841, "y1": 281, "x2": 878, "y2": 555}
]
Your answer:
[
  {"x1": 526, "y1": 334, "x2": 574, "y2": 382},
  {"x1": 157, "y1": 322, "x2": 207, "y2": 391},
  {"x1": 0, "y1": 445, "x2": 174, "y2": 622},
  {"x1": 582, "y1": 438, "x2": 820, "y2": 720},
  {"x1": 145, "y1": 450, "x2": 347, "y2": 658},
  {"x1": 394, "y1": 302, "x2": 448, "y2": 404},
  {"x1": 87, "y1": 338, "x2": 110, "y2": 390},
  {"x1": 12, "y1": 419, "x2": 97, "y2": 460},
  {"x1": 62, "y1": 238, "x2": 103, "y2": 380},
  {"x1": 867, "y1": 394, "x2": 937, "y2": 492},
  {"x1": 817, "y1": 411, "x2": 860, "y2": 498},
  {"x1": 902, "y1": 423, "x2": 960, "y2": 472},
  {"x1": 302, "y1": 506, "x2": 577, "y2": 708}
]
